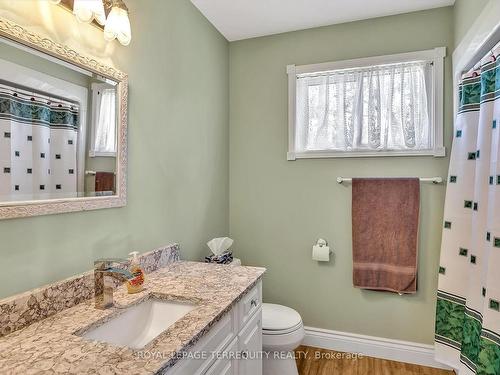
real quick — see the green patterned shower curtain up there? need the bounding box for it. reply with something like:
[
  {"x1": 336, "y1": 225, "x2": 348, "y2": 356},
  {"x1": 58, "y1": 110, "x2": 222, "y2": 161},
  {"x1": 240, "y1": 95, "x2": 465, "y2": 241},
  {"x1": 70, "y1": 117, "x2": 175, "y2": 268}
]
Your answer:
[{"x1": 435, "y1": 52, "x2": 500, "y2": 374}]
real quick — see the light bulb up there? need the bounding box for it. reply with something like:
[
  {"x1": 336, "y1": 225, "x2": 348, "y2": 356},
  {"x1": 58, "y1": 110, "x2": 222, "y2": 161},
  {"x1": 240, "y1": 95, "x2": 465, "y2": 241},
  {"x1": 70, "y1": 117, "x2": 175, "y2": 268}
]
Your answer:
[
  {"x1": 94, "y1": 2, "x2": 106, "y2": 26},
  {"x1": 104, "y1": 6, "x2": 132, "y2": 46},
  {"x1": 73, "y1": 0, "x2": 106, "y2": 25}
]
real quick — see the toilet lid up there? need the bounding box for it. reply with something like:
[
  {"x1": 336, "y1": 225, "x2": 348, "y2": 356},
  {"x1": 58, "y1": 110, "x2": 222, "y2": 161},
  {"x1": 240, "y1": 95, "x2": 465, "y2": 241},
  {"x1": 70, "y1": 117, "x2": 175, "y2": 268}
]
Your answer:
[{"x1": 262, "y1": 303, "x2": 302, "y2": 332}]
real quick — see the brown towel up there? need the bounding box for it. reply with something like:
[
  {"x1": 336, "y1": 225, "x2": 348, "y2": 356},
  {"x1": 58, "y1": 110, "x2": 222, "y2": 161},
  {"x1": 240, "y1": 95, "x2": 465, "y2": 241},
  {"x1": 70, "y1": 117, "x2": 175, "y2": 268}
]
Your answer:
[
  {"x1": 95, "y1": 172, "x2": 115, "y2": 193},
  {"x1": 352, "y1": 178, "x2": 420, "y2": 294}
]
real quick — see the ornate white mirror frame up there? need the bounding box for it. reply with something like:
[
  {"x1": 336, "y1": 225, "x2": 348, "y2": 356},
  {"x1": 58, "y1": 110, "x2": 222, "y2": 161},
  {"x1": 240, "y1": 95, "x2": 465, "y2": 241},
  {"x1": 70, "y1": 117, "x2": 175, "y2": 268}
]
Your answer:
[{"x1": 0, "y1": 17, "x2": 128, "y2": 220}]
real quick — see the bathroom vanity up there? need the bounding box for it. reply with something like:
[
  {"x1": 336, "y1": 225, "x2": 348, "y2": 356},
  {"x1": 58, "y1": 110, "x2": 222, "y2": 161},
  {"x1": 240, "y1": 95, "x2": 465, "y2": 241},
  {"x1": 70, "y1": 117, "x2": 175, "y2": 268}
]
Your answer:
[
  {"x1": 169, "y1": 280, "x2": 262, "y2": 375},
  {"x1": 0, "y1": 245, "x2": 265, "y2": 374}
]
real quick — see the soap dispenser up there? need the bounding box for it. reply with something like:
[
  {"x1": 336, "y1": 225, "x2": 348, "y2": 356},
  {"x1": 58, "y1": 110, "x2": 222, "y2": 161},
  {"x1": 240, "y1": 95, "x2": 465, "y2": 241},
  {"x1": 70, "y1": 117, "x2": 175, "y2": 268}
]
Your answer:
[{"x1": 127, "y1": 251, "x2": 145, "y2": 294}]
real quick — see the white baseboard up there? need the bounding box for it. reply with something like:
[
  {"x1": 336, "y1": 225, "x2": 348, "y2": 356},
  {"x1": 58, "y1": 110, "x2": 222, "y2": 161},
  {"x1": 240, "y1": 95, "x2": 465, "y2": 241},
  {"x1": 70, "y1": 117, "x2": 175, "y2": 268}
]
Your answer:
[{"x1": 303, "y1": 326, "x2": 452, "y2": 370}]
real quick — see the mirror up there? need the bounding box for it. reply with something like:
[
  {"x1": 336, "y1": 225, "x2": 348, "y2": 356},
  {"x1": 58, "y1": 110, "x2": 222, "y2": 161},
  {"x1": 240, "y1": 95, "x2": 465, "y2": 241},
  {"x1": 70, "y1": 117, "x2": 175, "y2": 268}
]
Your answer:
[{"x1": 0, "y1": 17, "x2": 127, "y2": 219}]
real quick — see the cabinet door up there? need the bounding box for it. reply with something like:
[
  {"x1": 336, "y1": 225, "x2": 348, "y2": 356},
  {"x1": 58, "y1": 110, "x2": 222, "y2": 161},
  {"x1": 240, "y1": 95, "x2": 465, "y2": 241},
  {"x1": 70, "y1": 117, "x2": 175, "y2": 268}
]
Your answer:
[
  {"x1": 167, "y1": 313, "x2": 235, "y2": 375},
  {"x1": 237, "y1": 282, "x2": 262, "y2": 331},
  {"x1": 205, "y1": 338, "x2": 238, "y2": 375},
  {"x1": 238, "y1": 308, "x2": 262, "y2": 375}
]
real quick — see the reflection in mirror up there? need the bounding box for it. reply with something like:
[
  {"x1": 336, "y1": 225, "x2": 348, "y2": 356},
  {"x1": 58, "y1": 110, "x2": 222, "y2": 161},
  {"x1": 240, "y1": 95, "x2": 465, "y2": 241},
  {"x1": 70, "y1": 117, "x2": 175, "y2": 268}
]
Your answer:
[{"x1": 0, "y1": 38, "x2": 118, "y2": 203}]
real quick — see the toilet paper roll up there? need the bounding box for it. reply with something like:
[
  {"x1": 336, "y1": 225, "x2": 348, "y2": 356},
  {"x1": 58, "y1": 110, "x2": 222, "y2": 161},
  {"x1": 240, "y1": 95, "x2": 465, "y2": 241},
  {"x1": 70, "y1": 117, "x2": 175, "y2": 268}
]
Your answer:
[{"x1": 312, "y1": 245, "x2": 330, "y2": 262}]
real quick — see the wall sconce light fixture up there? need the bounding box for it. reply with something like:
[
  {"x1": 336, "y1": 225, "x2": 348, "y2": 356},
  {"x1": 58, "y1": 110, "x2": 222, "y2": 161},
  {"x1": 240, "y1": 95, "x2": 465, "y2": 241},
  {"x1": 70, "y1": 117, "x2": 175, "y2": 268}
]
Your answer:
[
  {"x1": 104, "y1": 0, "x2": 131, "y2": 46},
  {"x1": 73, "y1": 0, "x2": 106, "y2": 25},
  {"x1": 55, "y1": 0, "x2": 131, "y2": 46}
]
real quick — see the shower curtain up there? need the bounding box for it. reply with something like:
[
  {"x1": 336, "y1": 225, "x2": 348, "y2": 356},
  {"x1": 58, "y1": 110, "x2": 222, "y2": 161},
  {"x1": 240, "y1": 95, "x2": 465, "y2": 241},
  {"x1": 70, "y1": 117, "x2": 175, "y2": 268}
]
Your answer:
[
  {"x1": 435, "y1": 52, "x2": 500, "y2": 374},
  {"x1": 0, "y1": 82, "x2": 79, "y2": 201}
]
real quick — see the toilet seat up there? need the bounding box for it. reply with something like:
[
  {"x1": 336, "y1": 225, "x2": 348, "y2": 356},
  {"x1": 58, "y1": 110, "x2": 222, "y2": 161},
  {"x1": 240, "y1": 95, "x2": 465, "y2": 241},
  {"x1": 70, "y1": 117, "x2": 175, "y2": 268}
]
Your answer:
[
  {"x1": 263, "y1": 321, "x2": 303, "y2": 335},
  {"x1": 262, "y1": 303, "x2": 303, "y2": 335}
]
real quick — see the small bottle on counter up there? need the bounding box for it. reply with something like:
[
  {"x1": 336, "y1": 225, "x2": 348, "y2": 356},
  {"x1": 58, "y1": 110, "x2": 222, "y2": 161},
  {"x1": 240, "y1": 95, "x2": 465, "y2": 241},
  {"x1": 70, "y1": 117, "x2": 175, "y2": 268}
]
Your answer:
[{"x1": 127, "y1": 251, "x2": 145, "y2": 294}]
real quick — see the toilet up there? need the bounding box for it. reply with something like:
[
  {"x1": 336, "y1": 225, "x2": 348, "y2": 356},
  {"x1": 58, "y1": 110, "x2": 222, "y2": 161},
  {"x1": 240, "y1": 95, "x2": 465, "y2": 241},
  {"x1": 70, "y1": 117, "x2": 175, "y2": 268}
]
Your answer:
[{"x1": 262, "y1": 303, "x2": 305, "y2": 375}]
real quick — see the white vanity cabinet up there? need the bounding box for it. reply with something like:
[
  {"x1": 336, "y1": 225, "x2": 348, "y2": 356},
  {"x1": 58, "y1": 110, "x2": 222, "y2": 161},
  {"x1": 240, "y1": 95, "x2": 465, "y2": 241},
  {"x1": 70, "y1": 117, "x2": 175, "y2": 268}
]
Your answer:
[{"x1": 168, "y1": 281, "x2": 262, "y2": 375}]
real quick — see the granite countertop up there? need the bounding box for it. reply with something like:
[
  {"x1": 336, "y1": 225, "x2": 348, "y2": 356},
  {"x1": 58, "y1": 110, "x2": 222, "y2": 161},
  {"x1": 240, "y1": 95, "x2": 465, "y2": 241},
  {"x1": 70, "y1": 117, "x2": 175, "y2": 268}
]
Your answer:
[{"x1": 0, "y1": 261, "x2": 265, "y2": 375}]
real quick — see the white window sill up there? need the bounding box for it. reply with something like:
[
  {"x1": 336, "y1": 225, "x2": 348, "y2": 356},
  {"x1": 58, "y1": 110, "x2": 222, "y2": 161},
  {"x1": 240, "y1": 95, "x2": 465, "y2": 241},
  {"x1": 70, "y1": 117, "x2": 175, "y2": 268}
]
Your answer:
[
  {"x1": 89, "y1": 151, "x2": 117, "y2": 158},
  {"x1": 287, "y1": 147, "x2": 446, "y2": 160}
]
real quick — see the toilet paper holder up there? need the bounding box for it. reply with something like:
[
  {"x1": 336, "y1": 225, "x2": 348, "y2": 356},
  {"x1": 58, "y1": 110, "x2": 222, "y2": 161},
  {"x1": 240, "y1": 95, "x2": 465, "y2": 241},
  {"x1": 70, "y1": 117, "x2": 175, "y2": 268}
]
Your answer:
[
  {"x1": 316, "y1": 238, "x2": 329, "y2": 248},
  {"x1": 312, "y1": 238, "x2": 333, "y2": 261}
]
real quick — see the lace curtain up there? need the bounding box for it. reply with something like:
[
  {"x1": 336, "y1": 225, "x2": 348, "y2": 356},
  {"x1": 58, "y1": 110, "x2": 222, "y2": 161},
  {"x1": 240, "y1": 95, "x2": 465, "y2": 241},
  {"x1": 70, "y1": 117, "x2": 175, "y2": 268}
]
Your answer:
[
  {"x1": 92, "y1": 87, "x2": 116, "y2": 155},
  {"x1": 295, "y1": 61, "x2": 432, "y2": 153}
]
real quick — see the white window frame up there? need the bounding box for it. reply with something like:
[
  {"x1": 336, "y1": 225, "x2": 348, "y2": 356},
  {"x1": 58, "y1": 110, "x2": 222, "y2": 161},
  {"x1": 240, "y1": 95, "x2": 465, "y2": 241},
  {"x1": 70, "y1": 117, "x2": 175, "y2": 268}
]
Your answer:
[
  {"x1": 286, "y1": 47, "x2": 446, "y2": 160},
  {"x1": 89, "y1": 81, "x2": 117, "y2": 158}
]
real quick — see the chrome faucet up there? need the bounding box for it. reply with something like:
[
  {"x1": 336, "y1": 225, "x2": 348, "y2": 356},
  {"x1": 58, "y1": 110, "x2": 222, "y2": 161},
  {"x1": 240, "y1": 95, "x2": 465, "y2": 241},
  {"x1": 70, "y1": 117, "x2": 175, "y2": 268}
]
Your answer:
[{"x1": 94, "y1": 258, "x2": 134, "y2": 309}]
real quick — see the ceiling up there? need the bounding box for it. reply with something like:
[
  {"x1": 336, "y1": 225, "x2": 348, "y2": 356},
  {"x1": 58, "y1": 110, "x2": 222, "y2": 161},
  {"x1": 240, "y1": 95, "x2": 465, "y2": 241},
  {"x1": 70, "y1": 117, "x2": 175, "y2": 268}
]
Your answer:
[{"x1": 190, "y1": 0, "x2": 455, "y2": 41}]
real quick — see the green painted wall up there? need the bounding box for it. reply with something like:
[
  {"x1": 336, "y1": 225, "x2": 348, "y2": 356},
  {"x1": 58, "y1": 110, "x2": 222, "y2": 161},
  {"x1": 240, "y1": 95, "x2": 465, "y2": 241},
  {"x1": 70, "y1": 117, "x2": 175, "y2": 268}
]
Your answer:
[
  {"x1": 453, "y1": 0, "x2": 490, "y2": 47},
  {"x1": 0, "y1": 0, "x2": 229, "y2": 298},
  {"x1": 229, "y1": 7, "x2": 454, "y2": 344}
]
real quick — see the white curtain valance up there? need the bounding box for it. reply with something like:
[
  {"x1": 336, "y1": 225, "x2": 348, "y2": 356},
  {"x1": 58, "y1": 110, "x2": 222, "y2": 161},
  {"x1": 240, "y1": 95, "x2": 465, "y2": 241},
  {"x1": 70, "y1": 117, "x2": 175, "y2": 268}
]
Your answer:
[{"x1": 93, "y1": 88, "x2": 116, "y2": 155}]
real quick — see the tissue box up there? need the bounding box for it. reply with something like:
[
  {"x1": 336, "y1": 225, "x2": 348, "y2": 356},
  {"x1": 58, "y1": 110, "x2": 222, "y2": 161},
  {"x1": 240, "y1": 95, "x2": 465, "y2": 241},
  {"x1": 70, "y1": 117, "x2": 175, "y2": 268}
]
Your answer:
[{"x1": 204, "y1": 250, "x2": 234, "y2": 264}]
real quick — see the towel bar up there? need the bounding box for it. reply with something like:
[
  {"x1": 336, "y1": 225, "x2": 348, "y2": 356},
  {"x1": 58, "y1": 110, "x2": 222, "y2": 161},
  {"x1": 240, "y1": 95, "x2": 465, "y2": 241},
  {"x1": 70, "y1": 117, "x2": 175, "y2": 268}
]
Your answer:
[{"x1": 336, "y1": 177, "x2": 443, "y2": 184}]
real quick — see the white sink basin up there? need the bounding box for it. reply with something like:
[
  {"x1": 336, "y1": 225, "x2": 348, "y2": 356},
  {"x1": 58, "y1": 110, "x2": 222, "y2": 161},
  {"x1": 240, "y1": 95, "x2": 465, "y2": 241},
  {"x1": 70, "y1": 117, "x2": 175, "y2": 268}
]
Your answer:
[{"x1": 81, "y1": 299, "x2": 196, "y2": 349}]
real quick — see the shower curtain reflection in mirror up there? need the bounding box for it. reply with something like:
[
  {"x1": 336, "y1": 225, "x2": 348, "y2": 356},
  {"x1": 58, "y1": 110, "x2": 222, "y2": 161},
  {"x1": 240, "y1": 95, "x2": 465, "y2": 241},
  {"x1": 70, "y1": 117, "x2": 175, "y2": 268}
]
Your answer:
[{"x1": 0, "y1": 82, "x2": 79, "y2": 202}]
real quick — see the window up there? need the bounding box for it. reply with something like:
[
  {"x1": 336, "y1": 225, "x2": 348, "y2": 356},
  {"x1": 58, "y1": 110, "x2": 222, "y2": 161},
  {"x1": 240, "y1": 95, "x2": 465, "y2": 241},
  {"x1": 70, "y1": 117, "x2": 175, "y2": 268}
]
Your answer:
[
  {"x1": 89, "y1": 82, "x2": 117, "y2": 157},
  {"x1": 287, "y1": 48, "x2": 446, "y2": 159}
]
